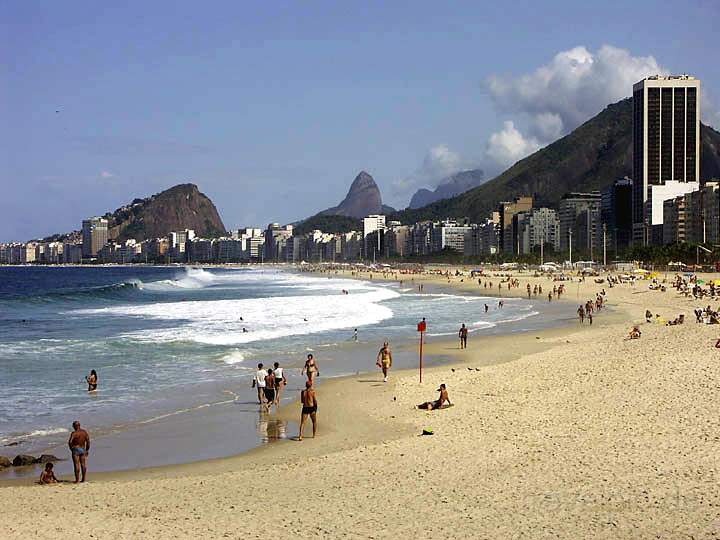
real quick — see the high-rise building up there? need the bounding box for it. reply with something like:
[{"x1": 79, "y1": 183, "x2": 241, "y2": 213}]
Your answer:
[
  {"x1": 498, "y1": 197, "x2": 533, "y2": 254},
  {"x1": 263, "y1": 223, "x2": 293, "y2": 261},
  {"x1": 632, "y1": 75, "x2": 701, "y2": 244},
  {"x1": 601, "y1": 177, "x2": 633, "y2": 255},
  {"x1": 81, "y1": 217, "x2": 109, "y2": 258},
  {"x1": 430, "y1": 220, "x2": 472, "y2": 253},
  {"x1": 515, "y1": 208, "x2": 560, "y2": 255},
  {"x1": 559, "y1": 192, "x2": 602, "y2": 256}
]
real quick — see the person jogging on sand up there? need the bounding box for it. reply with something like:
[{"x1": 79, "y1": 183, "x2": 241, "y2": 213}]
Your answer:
[
  {"x1": 297, "y1": 381, "x2": 317, "y2": 441},
  {"x1": 376, "y1": 341, "x2": 393, "y2": 382}
]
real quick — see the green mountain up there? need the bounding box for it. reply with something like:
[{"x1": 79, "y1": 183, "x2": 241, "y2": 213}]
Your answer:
[{"x1": 392, "y1": 98, "x2": 720, "y2": 224}]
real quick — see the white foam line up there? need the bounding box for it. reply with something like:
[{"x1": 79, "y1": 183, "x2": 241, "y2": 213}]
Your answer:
[{"x1": 137, "y1": 398, "x2": 237, "y2": 425}]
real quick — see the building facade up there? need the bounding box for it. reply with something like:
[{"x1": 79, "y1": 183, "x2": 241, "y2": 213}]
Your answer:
[
  {"x1": 559, "y1": 192, "x2": 602, "y2": 256},
  {"x1": 82, "y1": 217, "x2": 109, "y2": 258},
  {"x1": 498, "y1": 197, "x2": 533, "y2": 254},
  {"x1": 632, "y1": 75, "x2": 701, "y2": 244}
]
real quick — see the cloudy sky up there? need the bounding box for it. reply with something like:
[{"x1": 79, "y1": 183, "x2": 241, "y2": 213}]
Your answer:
[{"x1": 1, "y1": 0, "x2": 718, "y2": 241}]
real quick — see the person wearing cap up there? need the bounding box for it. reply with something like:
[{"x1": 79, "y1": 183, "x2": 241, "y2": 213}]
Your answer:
[{"x1": 417, "y1": 384, "x2": 451, "y2": 410}]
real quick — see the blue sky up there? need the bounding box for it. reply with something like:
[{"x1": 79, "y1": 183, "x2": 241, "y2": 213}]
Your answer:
[{"x1": 1, "y1": 0, "x2": 718, "y2": 241}]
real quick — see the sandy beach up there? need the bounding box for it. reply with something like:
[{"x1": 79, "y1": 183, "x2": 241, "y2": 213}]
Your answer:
[{"x1": 2, "y1": 267, "x2": 719, "y2": 539}]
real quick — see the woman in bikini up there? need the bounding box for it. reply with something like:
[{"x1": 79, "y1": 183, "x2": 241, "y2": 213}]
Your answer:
[
  {"x1": 85, "y1": 369, "x2": 98, "y2": 392},
  {"x1": 302, "y1": 354, "x2": 319, "y2": 384}
]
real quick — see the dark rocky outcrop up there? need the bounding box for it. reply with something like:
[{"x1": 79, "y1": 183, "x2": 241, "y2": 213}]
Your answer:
[
  {"x1": 38, "y1": 454, "x2": 59, "y2": 464},
  {"x1": 107, "y1": 183, "x2": 227, "y2": 241},
  {"x1": 13, "y1": 454, "x2": 37, "y2": 467},
  {"x1": 0, "y1": 456, "x2": 11, "y2": 468},
  {"x1": 392, "y1": 98, "x2": 720, "y2": 224},
  {"x1": 320, "y1": 171, "x2": 386, "y2": 219},
  {"x1": 408, "y1": 169, "x2": 486, "y2": 209}
]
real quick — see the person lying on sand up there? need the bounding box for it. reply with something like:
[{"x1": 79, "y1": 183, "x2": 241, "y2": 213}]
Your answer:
[
  {"x1": 628, "y1": 326, "x2": 642, "y2": 339},
  {"x1": 417, "y1": 384, "x2": 451, "y2": 410},
  {"x1": 39, "y1": 462, "x2": 58, "y2": 485}
]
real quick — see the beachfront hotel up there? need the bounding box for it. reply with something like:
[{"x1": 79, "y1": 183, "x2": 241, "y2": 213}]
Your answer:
[{"x1": 632, "y1": 75, "x2": 701, "y2": 245}]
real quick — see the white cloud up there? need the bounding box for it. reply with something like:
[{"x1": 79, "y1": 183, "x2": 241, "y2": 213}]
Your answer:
[
  {"x1": 394, "y1": 44, "x2": 719, "y2": 206},
  {"x1": 485, "y1": 121, "x2": 541, "y2": 169},
  {"x1": 100, "y1": 170, "x2": 115, "y2": 179},
  {"x1": 391, "y1": 144, "x2": 467, "y2": 198},
  {"x1": 486, "y1": 45, "x2": 667, "y2": 139}
]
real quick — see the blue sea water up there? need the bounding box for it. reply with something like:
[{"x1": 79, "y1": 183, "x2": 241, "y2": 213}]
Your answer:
[{"x1": 0, "y1": 265, "x2": 551, "y2": 462}]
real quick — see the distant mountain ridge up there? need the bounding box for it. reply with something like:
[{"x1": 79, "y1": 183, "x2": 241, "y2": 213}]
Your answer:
[
  {"x1": 392, "y1": 98, "x2": 720, "y2": 224},
  {"x1": 319, "y1": 171, "x2": 394, "y2": 219},
  {"x1": 408, "y1": 169, "x2": 485, "y2": 209}
]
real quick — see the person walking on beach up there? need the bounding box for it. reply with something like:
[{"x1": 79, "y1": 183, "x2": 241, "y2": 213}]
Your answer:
[
  {"x1": 577, "y1": 305, "x2": 585, "y2": 324},
  {"x1": 253, "y1": 363, "x2": 267, "y2": 404},
  {"x1": 352, "y1": 328, "x2": 358, "y2": 342},
  {"x1": 302, "y1": 354, "x2": 319, "y2": 384},
  {"x1": 458, "y1": 324, "x2": 468, "y2": 349},
  {"x1": 68, "y1": 421, "x2": 90, "y2": 483},
  {"x1": 298, "y1": 381, "x2": 317, "y2": 441},
  {"x1": 263, "y1": 369, "x2": 277, "y2": 412},
  {"x1": 376, "y1": 341, "x2": 393, "y2": 382},
  {"x1": 85, "y1": 369, "x2": 98, "y2": 392},
  {"x1": 273, "y1": 361, "x2": 287, "y2": 405}
]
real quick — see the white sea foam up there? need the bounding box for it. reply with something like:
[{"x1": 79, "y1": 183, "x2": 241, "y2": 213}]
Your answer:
[
  {"x1": 220, "y1": 350, "x2": 245, "y2": 365},
  {"x1": 28, "y1": 427, "x2": 69, "y2": 437},
  {"x1": 75, "y1": 285, "x2": 400, "y2": 346},
  {"x1": 142, "y1": 267, "x2": 217, "y2": 291}
]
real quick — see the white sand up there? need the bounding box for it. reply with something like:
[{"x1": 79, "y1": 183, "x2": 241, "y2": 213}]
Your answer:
[{"x1": 2, "y1": 269, "x2": 719, "y2": 539}]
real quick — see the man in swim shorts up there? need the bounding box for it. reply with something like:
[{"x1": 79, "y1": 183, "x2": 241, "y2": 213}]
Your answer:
[
  {"x1": 376, "y1": 341, "x2": 393, "y2": 382},
  {"x1": 458, "y1": 324, "x2": 468, "y2": 349},
  {"x1": 298, "y1": 381, "x2": 317, "y2": 441},
  {"x1": 68, "y1": 420, "x2": 90, "y2": 483},
  {"x1": 263, "y1": 369, "x2": 276, "y2": 412}
]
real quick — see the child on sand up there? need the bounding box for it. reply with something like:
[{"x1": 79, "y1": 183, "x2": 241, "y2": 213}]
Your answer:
[{"x1": 39, "y1": 462, "x2": 58, "y2": 484}]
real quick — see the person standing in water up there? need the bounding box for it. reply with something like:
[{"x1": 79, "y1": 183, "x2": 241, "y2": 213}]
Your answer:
[
  {"x1": 263, "y1": 369, "x2": 277, "y2": 412},
  {"x1": 376, "y1": 341, "x2": 393, "y2": 382},
  {"x1": 458, "y1": 324, "x2": 468, "y2": 349},
  {"x1": 85, "y1": 370, "x2": 98, "y2": 392},
  {"x1": 68, "y1": 421, "x2": 90, "y2": 483},
  {"x1": 253, "y1": 363, "x2": 267, "y2": 404},
  {"x1": 273, "y1": 362, "x2": 287, "y2": 406},
  {"x1": 302, "y1": 354, "x2": 319, "y2": 384}
]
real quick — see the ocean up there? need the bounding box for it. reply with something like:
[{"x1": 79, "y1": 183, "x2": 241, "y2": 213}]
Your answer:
[{"x1": 0, "y1": 265, "x2": 566, "y2": 476}]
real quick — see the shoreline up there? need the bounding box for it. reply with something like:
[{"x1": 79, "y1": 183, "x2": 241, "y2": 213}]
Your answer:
[
  {"x1": 0, "y1": 267, "x2": 579, "y2": 485},
  {"x1": 4, "y1": 267, "x2": 718, "y2": 538}
]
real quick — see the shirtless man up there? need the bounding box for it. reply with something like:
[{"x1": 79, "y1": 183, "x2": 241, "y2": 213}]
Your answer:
[
  {"x1": 376, "y1": 341, "x2": 393, "y2": 382},
  {"x1": 68, "y1": 421, "x2": 90, "y2": 483},
  {"x1": 458, "y1": 324, "x2": 468, "y2": 349},
  {"x1": 263, "y1": 369, "x2": 277, "y2": 412},
  {"x1": 298, "y1": 381, "x2": 317, "y2": 441},
  {"x1": 417, "y1": 383, "x2": 451, "y2": 410}
]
